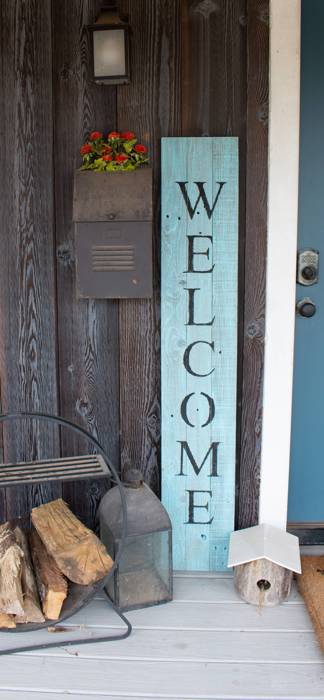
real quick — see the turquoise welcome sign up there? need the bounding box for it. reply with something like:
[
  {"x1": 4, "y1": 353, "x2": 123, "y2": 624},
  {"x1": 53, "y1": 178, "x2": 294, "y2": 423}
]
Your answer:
[{"x1": 161, "y1": 137, "x2": 238, "y2": 571}]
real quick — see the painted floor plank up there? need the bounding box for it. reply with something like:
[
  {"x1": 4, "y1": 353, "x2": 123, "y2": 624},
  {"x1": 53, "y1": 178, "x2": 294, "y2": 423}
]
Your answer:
[
  {"x1": 26, "y1": 629, "x2": 322, "y2": 663},
  {"x1": 0, "y1": 573, "x2": 320, "y2": 699},
  {"x1": 171, "y1": 576, "x2": 302, "y2": 603},
  {"x1": 52, "y1": 598, "x2": 312, "y2": 631},
  {"x1": 0, "y1": 597, "x2": 311, "y2": 657},
  {"x1": 0, "y1": 657, "x2": 324, "y2": 698},
  {"x1": 0, "y1": 696, "x2": 147, "y2": 700},
  {"x1": 95, "y1": 577, "x2": 303, "y2": 604}
]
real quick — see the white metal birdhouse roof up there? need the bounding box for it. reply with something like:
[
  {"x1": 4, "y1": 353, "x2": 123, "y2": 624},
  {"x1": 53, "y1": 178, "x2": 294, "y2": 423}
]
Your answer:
[{"x1": 228, "y1": 523, "x2": 301, "y2": 574}]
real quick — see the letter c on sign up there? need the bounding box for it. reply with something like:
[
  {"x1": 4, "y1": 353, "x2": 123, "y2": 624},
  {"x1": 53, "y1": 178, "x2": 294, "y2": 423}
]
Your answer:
[{"x1": 183, "y1": 341, "x2": 215, "y2": 377}]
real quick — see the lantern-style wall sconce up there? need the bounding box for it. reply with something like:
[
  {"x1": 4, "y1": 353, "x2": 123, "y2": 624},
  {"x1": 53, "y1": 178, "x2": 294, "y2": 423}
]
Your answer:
[
  {"x1": 98, "y1": 469, "x2": 173, "y2": 611},
  {"x1": 88, "y1": 3, "x2": 130, "y2": 85}
]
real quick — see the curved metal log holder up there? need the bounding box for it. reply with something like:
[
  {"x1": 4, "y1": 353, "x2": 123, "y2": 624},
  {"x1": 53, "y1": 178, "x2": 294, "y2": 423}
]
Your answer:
[{"x1": 0, "y1": 411, "x2": 132, "y2": 656}]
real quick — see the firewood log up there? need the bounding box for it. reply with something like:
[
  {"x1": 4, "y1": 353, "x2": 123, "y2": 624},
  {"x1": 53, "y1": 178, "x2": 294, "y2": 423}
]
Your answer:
[
  {"x1": 14, "y1": 527, "x2": 45, "y2": 624},
  {"x1": 29, "y1": 528, "x2": 68, "y2": 621},
  {"x1": 0, "y1": 612, "x2": 16, "y2": 628},
  {"x1": 31, "y1": 499, "x2": 113, "y2": 585},
  {"x1": 0, "y1": 523, "x2": 24, "y2": 616}
]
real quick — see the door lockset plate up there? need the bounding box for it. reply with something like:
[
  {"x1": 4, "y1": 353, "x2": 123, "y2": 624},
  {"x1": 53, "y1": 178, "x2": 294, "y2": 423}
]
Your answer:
[{"x1": 297, "y1": 248, "x2": 319, "y2": 286}]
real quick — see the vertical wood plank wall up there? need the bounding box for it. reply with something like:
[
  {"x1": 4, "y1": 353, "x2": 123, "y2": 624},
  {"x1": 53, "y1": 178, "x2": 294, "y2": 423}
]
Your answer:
[
  {"x1": 117, "y1": 0, "x2": 181, "y2": 494},
  {"x1": 0, "y1": 0, "x2": 268, "y2": 528},
  {"x1": 52, "y1": 0, "x2": 120, "y2": 527},
  {"x1": 240, "y1": 0, "x2": 269, "y2": 527},
  {"x1": 0, "y1": 0, "x2": 61, "y2": 521}
]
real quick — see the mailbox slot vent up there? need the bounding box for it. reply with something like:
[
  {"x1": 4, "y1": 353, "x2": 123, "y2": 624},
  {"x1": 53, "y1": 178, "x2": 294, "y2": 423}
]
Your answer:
[
  {"x1": 92, "y1": 245, "x2": 135, "y2": 271},
  {"x1": 73, "y1": 169, "x2": 153, "y2": 299}
]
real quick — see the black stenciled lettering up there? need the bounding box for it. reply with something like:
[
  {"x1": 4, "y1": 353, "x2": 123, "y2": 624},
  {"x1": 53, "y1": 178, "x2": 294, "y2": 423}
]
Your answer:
[
  {"x1": 184, "y1": 235, "x2": 214, "y2": 274},
  {"x1": 185, "y1": 288, "x2": 215, "y2": 326},
  {"x1": 183, "y1": 340, "x2": 215, "y2": 377},
  {"x1": 176, "y1": 181, "x2": 226, "y2": 219},
  {"x1": 177, "y1": 441, "x2": 219, "y2": 477},
  {"x1": 186, "y1": 490, "x2": 214, "y2": 524},
  {"x1": 180, "y1": 392, "x2": 215, "y2": 428}
]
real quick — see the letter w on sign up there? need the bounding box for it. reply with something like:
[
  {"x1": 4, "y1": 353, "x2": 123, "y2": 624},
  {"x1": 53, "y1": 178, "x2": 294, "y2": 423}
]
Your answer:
[
  {"x1": 176, "y1": 181, "x2": 226, "y2": 219},
  {"x1": 161, "y1": 137, "x2": 239, "y2": 571}
]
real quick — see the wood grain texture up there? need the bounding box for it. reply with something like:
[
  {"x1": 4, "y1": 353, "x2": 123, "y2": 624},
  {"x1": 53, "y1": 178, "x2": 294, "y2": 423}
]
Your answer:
[
  {"x1": 117, "y1": 0, "x2": 182, "y2": 492},
  {"x1": 234, "y1": 559, "x2": 293, "y2": 606},
  {"x1": 0, "y1": 0, "x2": 269, "y2": 532},
  {"x1": 0, "y1": 0, "x2": 61, "y2": 521},
  {"x1": 14, "y1": 526, "x2": 45, "y2": 624},
  {"x1": 181, "y1": 0, "x2": 247, "y2": 137},
  {"x1": 31, "y1": 498, "x2": 113, "y2": 584},
  {"x1": 181, "y1": 0, "x2": 269, "y2": 529},
  {"x1": 161, "y1": 138, "x2": 239, "y2": 570},
  {"x1": 237, "y1": 0, "x2": 269, "y2": 528},
  {"x1": 52, "y1": 0, "x2": 119, "y2": 527},
  {"x1": 181, "y1": 0, "x2": 248, "y2": 528},
  {"x1": 29, "y1": 527, "x2": 67, "y2": 621},
  {"x1": 0, "y1": 523, "x2": 24, "y2": 615}
]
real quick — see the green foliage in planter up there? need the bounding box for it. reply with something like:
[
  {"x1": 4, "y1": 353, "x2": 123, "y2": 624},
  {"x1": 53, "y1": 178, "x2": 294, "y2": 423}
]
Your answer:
[{"x1": 80, "y1": 130, "x2": 149, "y2": 172}]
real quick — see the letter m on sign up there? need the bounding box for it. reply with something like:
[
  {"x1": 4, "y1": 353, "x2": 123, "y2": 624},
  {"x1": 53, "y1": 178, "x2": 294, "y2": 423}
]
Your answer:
[{"x1": 161, "y1": 137, "x2": 239, "y2": 571}]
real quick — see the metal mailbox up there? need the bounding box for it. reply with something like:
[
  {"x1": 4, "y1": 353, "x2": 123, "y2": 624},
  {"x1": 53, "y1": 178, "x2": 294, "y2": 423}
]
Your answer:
[{"x1": 73, "y1": 168, "x2": 153, "y2": 299}]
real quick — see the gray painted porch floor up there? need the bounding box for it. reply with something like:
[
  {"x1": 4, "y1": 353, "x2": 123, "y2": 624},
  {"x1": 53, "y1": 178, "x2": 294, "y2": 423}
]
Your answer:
[{"x1": 0, "y1": 571, "x2": 323, "y2": 700}]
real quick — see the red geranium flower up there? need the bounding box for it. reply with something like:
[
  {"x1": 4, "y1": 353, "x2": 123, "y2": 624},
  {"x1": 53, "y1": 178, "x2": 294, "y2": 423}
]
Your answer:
[
  {"x1": 102, "y1": 155, "x2": 113, "y2": 161},
  {"x1": 89, "y1": 131, "x2": 103, "y2": 141},
  {"x1": 108, "y1": 131, "x2": 120, "y2": 140},
  {"x1": 103, "y1": 145, "x2": 112, "y2": 154},
  {"x1": 134, "y1": 144, "x2": 148, "y2": 153},
  {"x1": 121, "y1": 131, "x2": 135, "y2": 140},
  {"x1": 115, "y1": 154, "x2": 128, "y2": 163},
  {"x1": 80, "y1": 144, "x2": 93, "y2": 155}
]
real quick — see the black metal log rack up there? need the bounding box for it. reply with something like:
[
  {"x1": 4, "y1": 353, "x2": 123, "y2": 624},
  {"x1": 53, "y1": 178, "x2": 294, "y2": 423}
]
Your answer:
[{"x1": 0, "y1": 411, "x2": 132, "y2": 655}]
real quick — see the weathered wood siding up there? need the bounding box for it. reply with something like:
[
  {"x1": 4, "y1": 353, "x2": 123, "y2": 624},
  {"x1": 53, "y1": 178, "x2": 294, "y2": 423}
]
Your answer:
[
  {"x1": 0, "y1": 0, "x2": 61, "y2": 521},
  {"x1": 0, "y1": 0, "x2": 268, "y2": 528}
]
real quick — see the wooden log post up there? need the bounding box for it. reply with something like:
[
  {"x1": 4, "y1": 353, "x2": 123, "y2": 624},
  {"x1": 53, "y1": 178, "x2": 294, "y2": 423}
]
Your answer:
[
  {"x1": 234, "y1": 558, "x2": 293, "y2": 606},
  {"x1": 0, "y1": 613, "x2": 16, "y2": 629},
  {"x1": 31, "y1": 499, "x2": 113, "y2": 585},
  {"x1": 29, "y1": 528, "x2": 68, "y2": 621},
  {"x1": 0, "y1": 523, "x2": 24, "y2": 616},
  {"x1": 14, "y1": 527, "x2": 45, "y2": 624}
]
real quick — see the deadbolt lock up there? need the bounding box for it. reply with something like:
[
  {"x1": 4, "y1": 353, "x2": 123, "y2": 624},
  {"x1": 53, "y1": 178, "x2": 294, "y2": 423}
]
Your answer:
[{"x1": 297, "y1": 248, "x2": 319, "y2": 286}]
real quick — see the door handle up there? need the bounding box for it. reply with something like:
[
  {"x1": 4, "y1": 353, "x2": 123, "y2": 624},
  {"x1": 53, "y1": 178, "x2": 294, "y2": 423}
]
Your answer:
[{"x1": 296, "y1": 298, "x2": 316, "y2": 318}]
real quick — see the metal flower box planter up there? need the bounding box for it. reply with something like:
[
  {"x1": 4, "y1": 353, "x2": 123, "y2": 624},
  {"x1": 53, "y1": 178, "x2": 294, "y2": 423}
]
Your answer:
[{"x1": 73, "y1": 168, "x2": 153, "y2": 299}]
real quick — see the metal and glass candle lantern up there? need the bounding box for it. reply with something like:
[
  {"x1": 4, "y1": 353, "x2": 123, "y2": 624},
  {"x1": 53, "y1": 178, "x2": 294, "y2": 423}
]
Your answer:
[
  {"x1": 99, "y1": 469, "x2": 172, "y2": 611},
  {"x1": 88, "y1": 3, "x2": 130, "y2": 85}
]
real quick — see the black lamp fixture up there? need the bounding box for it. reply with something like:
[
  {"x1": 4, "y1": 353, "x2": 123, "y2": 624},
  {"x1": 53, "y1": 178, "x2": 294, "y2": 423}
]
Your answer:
[{"x1": 88, "y1": 3, "x2": 130, "y2": 85}]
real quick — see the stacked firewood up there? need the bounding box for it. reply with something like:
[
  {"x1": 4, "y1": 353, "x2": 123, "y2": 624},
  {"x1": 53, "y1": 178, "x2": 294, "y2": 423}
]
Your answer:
[{"x1": 0, "y1": 499, "x2": 113, "y2": 628}]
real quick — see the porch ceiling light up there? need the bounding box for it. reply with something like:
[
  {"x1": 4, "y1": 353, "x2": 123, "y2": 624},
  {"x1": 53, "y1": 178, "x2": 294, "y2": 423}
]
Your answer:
[{"x1": 88, "y1": 3, "x2": 130, "y2": 85}]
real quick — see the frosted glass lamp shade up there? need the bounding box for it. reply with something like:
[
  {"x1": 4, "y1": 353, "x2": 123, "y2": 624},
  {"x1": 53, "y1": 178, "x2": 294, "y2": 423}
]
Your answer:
[
  {"x1": 93, "y1": 29, "x2": 125, "y2": 77},
  {"x1": 88, "y1": 8, "x2": 130, "y2": 85}
]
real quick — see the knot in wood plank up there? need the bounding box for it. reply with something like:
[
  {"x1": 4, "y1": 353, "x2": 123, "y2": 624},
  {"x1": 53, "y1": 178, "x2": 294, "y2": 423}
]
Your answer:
[
  {"x1": 57, "y1": 242, "x2": 74, "y2": 267},
  {"x1": 193, "y1": 0, "x2": 218, "y2": 19},
  {"x1": 258, "y1": 102, "x2": 269, "y2": 126}
]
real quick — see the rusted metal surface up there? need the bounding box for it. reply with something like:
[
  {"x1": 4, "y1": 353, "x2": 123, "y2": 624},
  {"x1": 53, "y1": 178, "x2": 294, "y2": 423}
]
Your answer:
[{"x1": 73, "y1": 169, "x2": 153, "y2": 222}]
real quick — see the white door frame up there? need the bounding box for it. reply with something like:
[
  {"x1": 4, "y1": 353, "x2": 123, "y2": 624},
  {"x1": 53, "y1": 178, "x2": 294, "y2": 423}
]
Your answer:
[{"x1": 259, "y1": 0, "x2": 301, "y2": 529}]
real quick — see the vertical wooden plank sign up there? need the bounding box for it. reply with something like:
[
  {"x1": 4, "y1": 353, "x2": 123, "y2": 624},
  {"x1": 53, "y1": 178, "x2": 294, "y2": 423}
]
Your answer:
[{"x1": 161, "y1": 138, "x2": 239, "y2": 570}]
